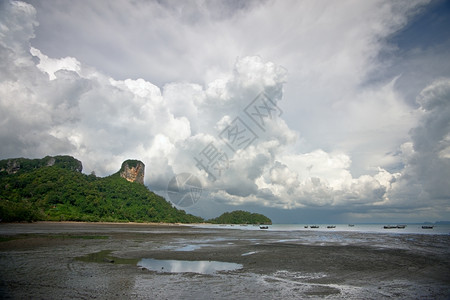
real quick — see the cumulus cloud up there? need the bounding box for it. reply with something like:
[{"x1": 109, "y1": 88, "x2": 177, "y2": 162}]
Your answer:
[
  {"x1": 390, "y1": 79, "x2": 450, "y2": 207},
  {"x1": 1, "y1": 0, "x2": 449, "y2": 221}
]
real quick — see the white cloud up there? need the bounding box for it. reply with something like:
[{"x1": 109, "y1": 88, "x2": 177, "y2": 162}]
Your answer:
[
  {"x1": 29, "y1": 47, "x2": 80, "y2": 80},
  {"x1": 1, "y1": 0, "x2": 449, "y2": 222}
]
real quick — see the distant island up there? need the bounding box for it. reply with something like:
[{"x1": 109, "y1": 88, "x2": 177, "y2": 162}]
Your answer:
[
  {"x1": 0, "y1": 156, "x2": 271, "y2": 225},
  {"x1": 208, "y1": 210, "x2": 272, "y2": 225}
]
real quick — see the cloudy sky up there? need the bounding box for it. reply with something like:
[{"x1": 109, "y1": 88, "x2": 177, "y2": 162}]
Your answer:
[{"x1": 1, "y1": 0, "x2": 449, "y2": 223}]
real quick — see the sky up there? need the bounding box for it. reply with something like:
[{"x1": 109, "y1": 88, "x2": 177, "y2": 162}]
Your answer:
[{"x1": 1, "y1": 0, "x2": 449, "y2": 223}]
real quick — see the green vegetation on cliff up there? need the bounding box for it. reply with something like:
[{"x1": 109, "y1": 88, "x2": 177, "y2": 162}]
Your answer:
[
  {"x1": 0, "y1": 156, "x2": 202, "y2": 223},
  {"x1": 120, "y1": 159, "x2": 143, "y2": 173},
  {"x1": 208, "y1": 210, "x2": 272, "y2": 225},
  {"x1": 0, "y1": 155, "x2": 82, "y2": 174}
]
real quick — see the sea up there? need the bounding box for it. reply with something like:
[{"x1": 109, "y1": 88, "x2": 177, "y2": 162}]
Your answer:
[
  {"x1": 194, "y1": 223, "x2": 450, "y2": 235},
  {"x1": 191, "y1": 223, "x2": 450, "y2": 254}
]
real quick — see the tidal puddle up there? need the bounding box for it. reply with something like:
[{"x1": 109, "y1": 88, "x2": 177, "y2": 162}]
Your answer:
[
  {"x1": 137, "y1": 258, "x2": 242, "y2": 274},
  {"x1": 241, "y1": 251, "x2": 258, "y2": 256}
]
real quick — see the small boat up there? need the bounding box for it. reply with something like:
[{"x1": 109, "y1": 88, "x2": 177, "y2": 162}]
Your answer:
[
  {"x1": 383, "y1": 225, "x2": 406, "y2": 229},
  {"x1": 304, "y1": 225, "x2": 309, "y2": 228},
  {"x1": 310, "y1": 225, "x2": 319, "y2": 229},
  {"x1": 383, "y1": 225, "x2": 397, "y2": 229},
  {"x1": 327, "y1": 225, "x2": 336, "y2": 229},
  {"x1": 259, "y1": 225, "x2": 269, "y2": 229},
  {"x1": 422, "y1": 225, "x2": 434, "y2": 229}
]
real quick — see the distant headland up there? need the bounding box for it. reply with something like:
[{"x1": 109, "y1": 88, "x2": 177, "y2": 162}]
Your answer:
[{"x1": 0, "y1": 156, "x2": 271, "y2": 225}]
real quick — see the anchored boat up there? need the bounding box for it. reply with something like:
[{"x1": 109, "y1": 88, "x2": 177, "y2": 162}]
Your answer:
[
  {"x1": 422, "y1": 225, "x2": 434, "y2": 229},
  {"x1": 383, "y1": 225, "x2": 406, "y2": 229}
]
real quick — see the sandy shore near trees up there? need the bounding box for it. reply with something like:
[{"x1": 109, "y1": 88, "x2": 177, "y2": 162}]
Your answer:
[{"x1": 1, "y1": 222, "x2": 449, "y2": 299}]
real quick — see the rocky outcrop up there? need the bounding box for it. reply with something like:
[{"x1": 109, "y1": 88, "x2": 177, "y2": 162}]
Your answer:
[
  {"x1": 2, "y1": 159, "x2": 21, "y2": 174},
  {"x1": 119, "y1": 160, "x2": 145, "y2": 184}
]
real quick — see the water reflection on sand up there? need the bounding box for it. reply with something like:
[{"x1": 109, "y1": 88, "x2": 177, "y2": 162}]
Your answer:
[{"x1": 138, "y1": 258, "x2": 242, "y2": 274}]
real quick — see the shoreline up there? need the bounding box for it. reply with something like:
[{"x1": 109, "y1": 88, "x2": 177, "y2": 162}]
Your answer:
[
  {"x1": 0, "y1": 220, "x2": 205, "y2": 227},
  {"x1": 2, "y1": 220, "x2": 447, "y2": 226},
  {"x1": 1, "y1": 222, "x2": 449, "y2": 299},
  {"x1": 2, "y1": 221, "x2": 449, "y2": 236}
]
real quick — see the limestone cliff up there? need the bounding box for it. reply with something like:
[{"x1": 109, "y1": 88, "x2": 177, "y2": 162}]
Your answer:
[{"x1": 119, "y1": 160, "x2": 145, "y2": 184}]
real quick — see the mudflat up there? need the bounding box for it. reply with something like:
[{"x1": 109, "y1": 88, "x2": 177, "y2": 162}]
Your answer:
[{"x1": 0, "y1": 222, "x2": 449, "y2": 299}]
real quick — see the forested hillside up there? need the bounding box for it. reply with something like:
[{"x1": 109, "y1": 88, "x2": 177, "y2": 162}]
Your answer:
[
  {"x1": 208, "y1": 210, "x2": 272, "y2": 225},
  {"x1": 0, "y1": 156, "x2": 203, "y2": 223}
]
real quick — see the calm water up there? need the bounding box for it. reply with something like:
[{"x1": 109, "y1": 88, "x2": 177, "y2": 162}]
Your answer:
[
  {"x1": 188, "y1": 223, "x2": 450, "y2": 253},
  {"x1": 195, "y1": 223, "x2": 450, "y2": 235}
]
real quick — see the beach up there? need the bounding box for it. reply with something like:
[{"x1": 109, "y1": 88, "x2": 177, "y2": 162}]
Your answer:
[{"x1": 0, "y1": 222, "x2": 449, "y2": 299}]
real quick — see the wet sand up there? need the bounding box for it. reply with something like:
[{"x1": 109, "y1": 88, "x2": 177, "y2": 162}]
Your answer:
[{"x1": 0, "y1": 222, "x2": 449, "y2": 299}]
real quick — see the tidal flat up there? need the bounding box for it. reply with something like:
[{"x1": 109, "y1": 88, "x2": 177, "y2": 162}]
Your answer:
[{"x1": 0, "y1": 222, "x2": 449, "y2": 299}]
